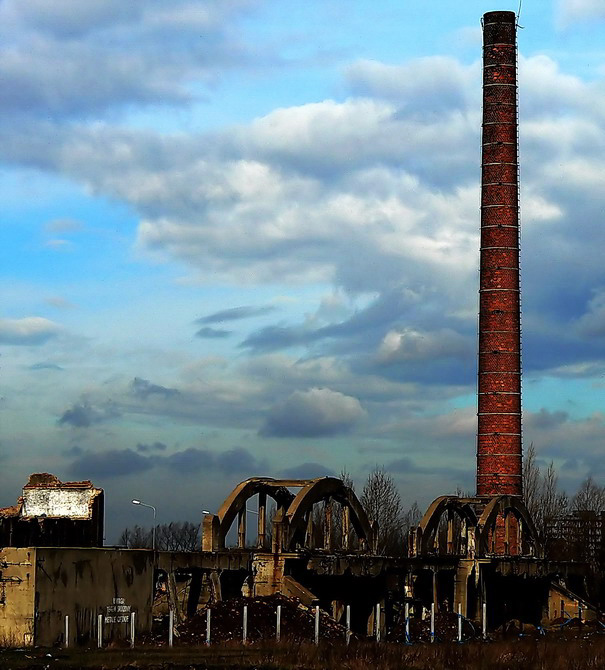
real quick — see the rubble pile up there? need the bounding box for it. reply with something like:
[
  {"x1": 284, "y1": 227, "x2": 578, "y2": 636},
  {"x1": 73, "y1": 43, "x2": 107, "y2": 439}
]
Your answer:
[{"x1": 177, "y1": 595, "x2": 350, "y2": 644}]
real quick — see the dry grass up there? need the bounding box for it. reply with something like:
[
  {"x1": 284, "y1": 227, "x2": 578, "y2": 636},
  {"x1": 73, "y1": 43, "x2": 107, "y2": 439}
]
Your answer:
[{"x1": 1, "y1": 637, "x2": 605, "y2": 669}]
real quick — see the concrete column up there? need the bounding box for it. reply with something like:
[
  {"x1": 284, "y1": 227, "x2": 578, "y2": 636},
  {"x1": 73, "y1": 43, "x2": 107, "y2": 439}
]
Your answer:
[
  {"x1": 305, "y1": 511, "x2": 314, "y2": 549},
  {"x1": 202, "y1": 514, "x2": 220, "y2": 551},
  {"x1": 454, "y1": 560, "x2": 472, "y2": 618},
  {"x1": 257, "y1": 492, "x2": 267, "y2": 549},
  {"x1": 342, "y1": 505, "x2": 350, "y2": 551},
  {"x1": 504, "y1": 512, "x2": 510, "y2": 554},
  {"x1": 238, "y1": 508, "x2": 246, "y2": 548},
  {"x1": 324, "y1": 498, "x2": 333, "y2": 551}
]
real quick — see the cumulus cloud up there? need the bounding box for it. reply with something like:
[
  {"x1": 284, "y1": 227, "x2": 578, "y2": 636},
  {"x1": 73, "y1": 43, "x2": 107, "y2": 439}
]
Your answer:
[
  {"x1": 131, "y1": 377, "x2": 180, "y2": 399},
  {"x1": 377, "y1": 328, "x2": 472, "y2": 363},
  {"x1": 58, "y1": 400, "x2": 121, "y2": 428},
  {"x1": 261, "y1": 387, "x2": 365, "y2": 437},
  {"x1": 0, "y1": 0, "x2": 262, "y2": 119},
  {"x1": 0, "y1": 317, "x2": 61, "y2": 345},
  {"x1": 240, "y1": 287, "x2": 441, "y2": 354},
  {"x1": 526, "y1": 409, "x2": 570, "y2": 431},
  {"x1": 576, "y1": 289, "x2": 605, "y2": 337},
  {"x1": 67, "y1": 448, "x2": 152, "y2": 478},
  {"x1": 524, "y1": 410, "x2": 605, "y2": 485},
  {"x1": 66, "y1": 444, "x2": 265, "y2": 479},
  {"x1": 557, "y1": 0, "x2": 605, "y2": 27},
  {"x1": 346, "y1": 57, "x2": 477, "y2": 115}
]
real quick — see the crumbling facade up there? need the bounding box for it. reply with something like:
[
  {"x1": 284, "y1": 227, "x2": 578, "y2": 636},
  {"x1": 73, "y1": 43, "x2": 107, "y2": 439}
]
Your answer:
[{"x1": 0, "y1": 473, "x2": 104, "y2": 548}]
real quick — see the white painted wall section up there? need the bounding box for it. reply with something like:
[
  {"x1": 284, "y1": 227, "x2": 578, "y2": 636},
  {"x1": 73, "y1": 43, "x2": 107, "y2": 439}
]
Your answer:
[{"x1": 22, "y1": 488, "x2": 97, "y2": 519}]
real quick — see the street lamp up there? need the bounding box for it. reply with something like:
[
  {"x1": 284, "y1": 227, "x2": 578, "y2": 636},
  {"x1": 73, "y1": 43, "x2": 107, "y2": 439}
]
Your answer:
[{"x1": 132, "y1": 499, "x2": 156, "y2": 551}]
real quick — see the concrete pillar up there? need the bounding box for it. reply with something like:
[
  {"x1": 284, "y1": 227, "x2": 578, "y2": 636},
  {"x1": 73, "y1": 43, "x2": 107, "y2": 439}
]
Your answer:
[
  {"x1": 305, "y1": 511, "x2": 314, "y2": 549},
  {"x1": 238, "y1": 508, "x2": 246, "y2": 548},
  {"x1": 202, "y1": 514, "x2": 220, "y2": 551},
  {"x1": 504, "y1": 512, "x2": 510, "y2": 554},
  {"x1": 257, "y1": 492, "x2": 267, "y2": 549},
  {"x1": 454, "y1": 560, "x2": 473, "y2": 618},
  {"x1": 324, "y1": 498, "x2": 333, "y2": 551},
  {"x1": 342, "y1": 505, "x2": 350, "y2": 551}
]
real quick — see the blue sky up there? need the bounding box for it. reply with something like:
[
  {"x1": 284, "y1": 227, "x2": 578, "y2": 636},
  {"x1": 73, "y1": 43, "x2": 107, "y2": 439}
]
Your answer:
[{"x1": 1, "y1": 0, "x2": 604, "y2": 540}]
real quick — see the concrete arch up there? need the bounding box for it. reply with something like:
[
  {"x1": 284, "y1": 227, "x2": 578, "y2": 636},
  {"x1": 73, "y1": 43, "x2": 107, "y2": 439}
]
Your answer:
[
  {"x1": 477, "y1": 495, "x2": 540, "y2": 556},
  {"x1": 216, "y1": 477, "x2": 294, "y2": 547},
  {"x1": 284, "y1": 477, "x2": 375, "y2": 552},
  {"x1": 416, "y1": 496, "x2": 478, "y2": 555}
]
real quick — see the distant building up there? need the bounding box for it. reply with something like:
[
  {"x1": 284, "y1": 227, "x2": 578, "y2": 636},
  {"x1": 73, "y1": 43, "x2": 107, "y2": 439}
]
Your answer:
[{"x1": 546, "y1": 510, "x2": 605, "y2": 565}]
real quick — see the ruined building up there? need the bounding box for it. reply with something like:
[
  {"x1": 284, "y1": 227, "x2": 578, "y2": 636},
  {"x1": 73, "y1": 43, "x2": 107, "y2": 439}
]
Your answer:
[{"x1": 0, "y1": 473, "x2": 104, "y2": 548}]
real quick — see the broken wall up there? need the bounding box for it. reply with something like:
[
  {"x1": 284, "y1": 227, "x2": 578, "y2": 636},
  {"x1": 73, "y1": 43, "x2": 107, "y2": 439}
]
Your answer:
[
  {"x1": 34, "y1": 548, "x2": 154, "y2": 647},
  {"x1": 0, "y1": 547, "x2": 35, "y2": 647}
]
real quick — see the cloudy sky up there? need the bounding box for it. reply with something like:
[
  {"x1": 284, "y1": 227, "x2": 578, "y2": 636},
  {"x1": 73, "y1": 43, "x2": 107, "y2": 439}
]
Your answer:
[{"x1": 1, "y1": 0, "x2": 604, "y2": 540}]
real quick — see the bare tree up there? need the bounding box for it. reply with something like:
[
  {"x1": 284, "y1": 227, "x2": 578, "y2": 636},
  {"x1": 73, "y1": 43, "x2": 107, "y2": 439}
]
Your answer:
[
  {"x1": 118, "y1": 521, "x2": 200, "y2": 551},
  {"x1": 360, "y1": 467, "x2": 404, "y2": 555},
  {"x1": 403, "y1": 501, "x2": 422, "y2": 532},
  {"x1": 156, "y1": 521, "x2": 200, "y2": 551},
  {"x1": 534, "y1": 461, "x2": 568, "y2": 539},
  {"x1": 339, "y1": 468, "x2": 355, "y2": 492},
  {"x1": 523, "y1": 442, "x2": 541, "y2": 520},
  {"x1": 118, "y1": 524, "x2": 152, "y2": 548},
  {"x1": 572, "y1": 477, "x2": 605, "y2": 512},
  {"x1": 520, "y1": 445, "x2": 568, "y2": 539}
]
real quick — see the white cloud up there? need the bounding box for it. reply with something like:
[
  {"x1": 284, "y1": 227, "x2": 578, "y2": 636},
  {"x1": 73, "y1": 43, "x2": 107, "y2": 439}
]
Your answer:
[
  {"x1": 0, "y1": 317, "x2": 61, "y2": 345},
  {"x1": 0, "y1": 0, "x2": 262, "y2": 119},
  {"x1": 44, "y1": 218, "x2": 83, "y2": 233},
  {"x1": 377, "y1": 328, "x2": 471, "y2": 363},
  {"x1": 557, "y1": 0, "x2": 605, "y2": 27},
  {"x1": 576, "y1": 289, "x2": 605, "y2": 336},
  {"x1": 346, "y1": 57, "x2": 478, "y2": 112},
  {"x1": 261, "y1": 387, "x2": 365, "y2": 437}
]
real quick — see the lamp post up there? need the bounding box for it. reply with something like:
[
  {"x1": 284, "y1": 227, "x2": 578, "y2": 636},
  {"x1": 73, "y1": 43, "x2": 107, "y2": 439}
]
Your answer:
[{"x1": 132, "y1": 499, "x2": 156, "y2": 551}]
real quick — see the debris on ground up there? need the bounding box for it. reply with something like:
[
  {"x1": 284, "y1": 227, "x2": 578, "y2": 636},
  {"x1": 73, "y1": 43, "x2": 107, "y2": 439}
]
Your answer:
[{"x1": 173, "y1": 594, "x2": 351, "y2": 644}]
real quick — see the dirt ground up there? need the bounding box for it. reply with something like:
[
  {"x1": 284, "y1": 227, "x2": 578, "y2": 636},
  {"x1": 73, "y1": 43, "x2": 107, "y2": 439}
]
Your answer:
[{"x1": 3, "y1": 637, "x2": 605, "y2": 670}]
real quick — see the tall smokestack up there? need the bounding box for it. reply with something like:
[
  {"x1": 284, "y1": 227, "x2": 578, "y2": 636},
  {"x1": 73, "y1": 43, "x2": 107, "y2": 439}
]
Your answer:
[{"x1": 477, "y1": 11, "x2": 522, "y2": 497}]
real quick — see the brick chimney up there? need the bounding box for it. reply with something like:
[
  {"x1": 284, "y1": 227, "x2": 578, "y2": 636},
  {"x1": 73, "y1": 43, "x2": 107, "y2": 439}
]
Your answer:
[{"x1": 477, "y1": 11, "x2": 522, "y2": 497}]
